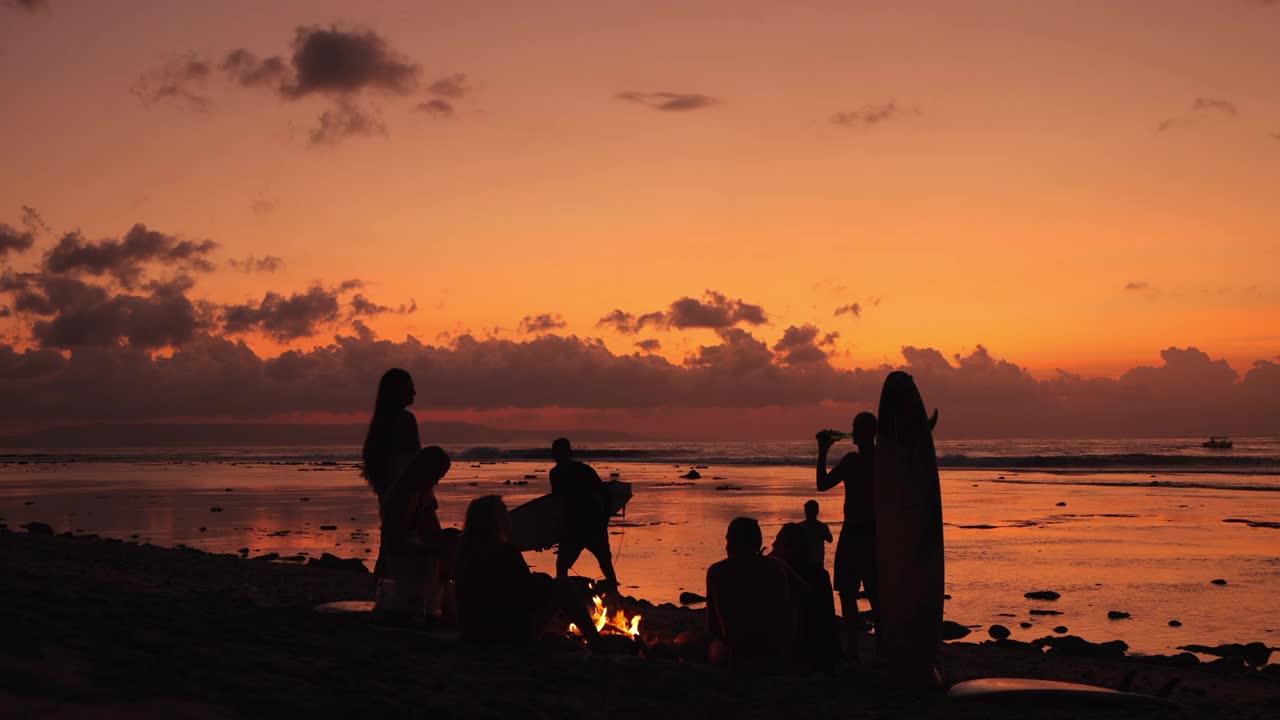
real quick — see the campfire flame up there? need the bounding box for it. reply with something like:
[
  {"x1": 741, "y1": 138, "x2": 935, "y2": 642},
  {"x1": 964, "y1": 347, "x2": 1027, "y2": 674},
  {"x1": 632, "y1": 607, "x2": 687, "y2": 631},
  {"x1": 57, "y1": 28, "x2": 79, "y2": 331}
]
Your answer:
[{"x1": 568, "y1": 595, "x2": 642, "y2": 638}]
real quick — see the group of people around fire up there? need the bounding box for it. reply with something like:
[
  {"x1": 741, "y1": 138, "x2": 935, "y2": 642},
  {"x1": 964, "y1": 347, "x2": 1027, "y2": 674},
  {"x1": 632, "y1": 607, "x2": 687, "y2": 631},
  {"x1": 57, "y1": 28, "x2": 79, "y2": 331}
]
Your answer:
[{"x1": 362, "y1": 366, "x2": 943, "y2": 684}]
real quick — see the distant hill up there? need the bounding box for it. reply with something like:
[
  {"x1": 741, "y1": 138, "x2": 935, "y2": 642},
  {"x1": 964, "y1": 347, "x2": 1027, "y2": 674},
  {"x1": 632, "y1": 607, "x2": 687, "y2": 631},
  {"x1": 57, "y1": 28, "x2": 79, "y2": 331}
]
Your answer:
[{"x1": 0, "y1": 423, "x2": 636, "y2": 448}]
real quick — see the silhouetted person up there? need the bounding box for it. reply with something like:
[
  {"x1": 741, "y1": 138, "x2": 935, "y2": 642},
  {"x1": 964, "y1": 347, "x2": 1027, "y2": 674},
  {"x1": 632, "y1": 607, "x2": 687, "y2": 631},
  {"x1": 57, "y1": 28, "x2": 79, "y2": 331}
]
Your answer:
[
  {"x1": 362, "y1": 368, "x2": 421, "y2": 580},
  {"x1": 455, "y1": 495, "x2": 596, "y2": 645},
  {"x1": 799, "y1": 500, "x2": 833, "y2": 569},
  {"x1": 374, "y1": 445, "x2": 450, "y2": 628},
  {"x1": 816, "y1": 411, "x2": 878, "y2": 659},
  {"x1": 362, "y1": 368, "x2": 421, "y2": 496},
  {"x1": 874, "y1": 372, "x2": 944, "y2": 688},
  {"x1": 705, "y1": 517, "x2": 797, "y2": 673},
  {"x1": 771, "y1": 523, "x2": 839, "y2": 673},
  {"x1": 550, "y1": 437, "x2": 619, "y2": 592}
]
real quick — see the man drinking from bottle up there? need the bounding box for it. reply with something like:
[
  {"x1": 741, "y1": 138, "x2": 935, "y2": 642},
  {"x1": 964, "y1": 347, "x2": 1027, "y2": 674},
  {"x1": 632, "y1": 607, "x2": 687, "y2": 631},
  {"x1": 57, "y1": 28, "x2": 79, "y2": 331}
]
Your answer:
[{"x1": 815, "y1": 412, "x2": 879, "y2": 661}]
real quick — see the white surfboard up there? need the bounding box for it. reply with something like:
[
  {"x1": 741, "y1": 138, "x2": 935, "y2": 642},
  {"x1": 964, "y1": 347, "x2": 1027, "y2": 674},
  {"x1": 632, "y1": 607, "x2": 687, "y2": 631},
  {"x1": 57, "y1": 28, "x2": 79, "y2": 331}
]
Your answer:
[{"x1": 949, "y1": 678, "x2": 1177, "y2": 707}]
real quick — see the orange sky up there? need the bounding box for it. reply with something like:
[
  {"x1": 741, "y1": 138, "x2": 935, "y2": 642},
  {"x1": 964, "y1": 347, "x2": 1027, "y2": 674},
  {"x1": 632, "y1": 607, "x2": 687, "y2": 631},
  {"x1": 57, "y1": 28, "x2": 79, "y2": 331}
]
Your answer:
[{"x1": 1, "y1": 0, "x2": 1278, "y2": 389}]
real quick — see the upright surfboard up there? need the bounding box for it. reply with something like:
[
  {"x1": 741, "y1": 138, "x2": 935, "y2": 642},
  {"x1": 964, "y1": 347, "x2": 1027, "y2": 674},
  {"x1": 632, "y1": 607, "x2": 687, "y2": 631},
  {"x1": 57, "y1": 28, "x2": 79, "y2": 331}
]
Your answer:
[
  {"x1": 510, "y1": 480, "x2": 632, "y2": 552},
  {"x1": 873, "y1": 372, "x2": 945, "y2": 686}
]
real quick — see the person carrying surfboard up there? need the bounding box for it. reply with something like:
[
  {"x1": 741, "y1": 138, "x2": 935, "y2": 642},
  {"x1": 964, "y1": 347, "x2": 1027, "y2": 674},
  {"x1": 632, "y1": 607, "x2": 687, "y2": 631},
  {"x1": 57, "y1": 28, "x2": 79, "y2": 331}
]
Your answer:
[
  {"x1": 815, "y1": 411, "x2": 879, "y2": 661},
  {"x1": 549, "y1": 437, "x2": 620, "y2": 594}
]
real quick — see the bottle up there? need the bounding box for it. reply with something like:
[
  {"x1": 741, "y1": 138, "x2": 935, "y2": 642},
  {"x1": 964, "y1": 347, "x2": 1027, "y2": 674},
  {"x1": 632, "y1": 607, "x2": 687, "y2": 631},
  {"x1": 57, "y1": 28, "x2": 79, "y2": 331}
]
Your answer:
[{"x1": 817, "y1": 429, "x2": 853, "y2": 442}]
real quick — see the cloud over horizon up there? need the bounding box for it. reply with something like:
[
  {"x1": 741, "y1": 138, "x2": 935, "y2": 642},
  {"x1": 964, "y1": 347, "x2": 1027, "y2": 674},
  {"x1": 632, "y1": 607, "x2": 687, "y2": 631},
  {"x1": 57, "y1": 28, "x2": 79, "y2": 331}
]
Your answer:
[{"x1": 0, "y1": 323, "x2": 1274, "y2": 438}]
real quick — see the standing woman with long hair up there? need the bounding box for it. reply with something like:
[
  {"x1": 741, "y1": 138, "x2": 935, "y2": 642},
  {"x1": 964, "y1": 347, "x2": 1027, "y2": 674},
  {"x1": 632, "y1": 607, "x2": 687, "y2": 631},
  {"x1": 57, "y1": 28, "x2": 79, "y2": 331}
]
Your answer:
[
  {"x1": 361, "y1": 368, "x2": 420, "y2": 501},
  {"x1": 873, "y1": 371, "x2": 944, "y2": 688},
  {"x1": 362, "y1": 368, "x2": 433, "y2": 626}
]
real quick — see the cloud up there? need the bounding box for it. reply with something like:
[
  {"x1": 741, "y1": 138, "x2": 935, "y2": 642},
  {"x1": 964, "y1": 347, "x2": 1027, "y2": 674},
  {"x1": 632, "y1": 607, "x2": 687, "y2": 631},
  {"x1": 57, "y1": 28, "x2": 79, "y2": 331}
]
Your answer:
[
  {"x1": 4, "y1": 0, "x2": 49, "y2": 13},
  {"x1": 0, "y1": 224, "x2": 35, "y2": 258},
  {"x1": 131, "y1": 55, "x2": 213, "y2": 111},
  {"x1": 635, "y1": 338, "x2": 661, "y2": 353},
  {"x1": 771, "y1": 324, "x2": 831, "y2": 365},
  {"x1": 1157, "y1": 97, "x2": 1240, "y2": 133},
  {"x1": 831, "y1": 102, "x2": 919, "y2": 129},
  {"x1": 308, "y1": 100, "x2": 386, "y2": 147},
  {"x1": 598, "y1": 292, "x2": 767, "y2": 334},
  {"x1": 227, "y1": 255, "x2": 284, "y2": 274},
  {"x1": 280, "y1": 26, "x2": 419, "y2": 98},
  {"x1": 40, "y1": 224, "x2": 217, "y2": 288},
  {"x1": 20, "y1": 206, "x2": 48, "y2": 234},
  {"x1": 1124, "y1": 281, "x2": 1150, "y2": 291},
  {"x1": 350, "y1": 293, "x2": 416, "y2": 317},
  {"x1": 220, "y1": 49, "x2": 290, "y2": 89},
  {"x1": 415, "y1": 98, "x2": 454, "y2": 117},
  {"x1": 427, "y1": 74, "x2": 469, "y2": 99},
  {"x1": 834, "y1": 302, "x2": 862, "y2": 318},
  {"x1": 0, "y1": 314, "x2": 1275, "y2": 437},
  {"x1": 596, "y1": 309, "x2": 640, "y2": 334},
  {"x1": 31, "y1": 277, "x2": 204, "y2": 349},
  {"x1": 519, "y1": 313, "x2": 568, "y2": 334},
  {"x1": 1191, "y1": 98, "x2": 1239, "y2": 116},
  {"x1": 220, "y1": 284, "x2": 354, "y2": 341},
  {"x1": 615, "y1": 92, "x2": 719, "y2": 112},
  {"x1": 250, "y1": 198, "x2": 278, "y2": 216}
]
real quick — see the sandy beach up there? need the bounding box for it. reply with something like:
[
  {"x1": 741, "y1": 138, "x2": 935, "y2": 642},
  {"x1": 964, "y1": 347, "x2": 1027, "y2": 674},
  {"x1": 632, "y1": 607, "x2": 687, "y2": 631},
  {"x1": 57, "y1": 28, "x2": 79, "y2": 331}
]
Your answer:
[{"x1": 1, "y1": 526, "x2": 1277, "y2": 719}]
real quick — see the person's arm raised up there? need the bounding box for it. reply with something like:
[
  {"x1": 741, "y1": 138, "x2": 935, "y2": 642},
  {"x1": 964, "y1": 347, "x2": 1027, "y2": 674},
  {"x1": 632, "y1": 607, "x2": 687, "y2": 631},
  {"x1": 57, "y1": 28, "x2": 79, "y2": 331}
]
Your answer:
[{"x1": 816, "y1": 432, "x2": 843, "y2": 491}]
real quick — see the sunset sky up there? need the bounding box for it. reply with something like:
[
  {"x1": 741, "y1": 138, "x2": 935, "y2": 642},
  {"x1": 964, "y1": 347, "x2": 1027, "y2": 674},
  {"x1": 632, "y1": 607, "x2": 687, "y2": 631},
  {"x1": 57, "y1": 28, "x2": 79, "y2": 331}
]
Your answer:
[{"x1": 1, "y1": 0, "x2": 1277, "y2": 437}]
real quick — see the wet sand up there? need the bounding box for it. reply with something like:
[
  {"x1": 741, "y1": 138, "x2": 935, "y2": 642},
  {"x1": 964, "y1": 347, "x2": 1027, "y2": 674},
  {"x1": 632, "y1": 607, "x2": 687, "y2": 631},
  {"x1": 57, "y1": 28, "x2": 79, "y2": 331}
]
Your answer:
[{"x1": 3, "y1": 529, "x2": 1279, "y2": 719}]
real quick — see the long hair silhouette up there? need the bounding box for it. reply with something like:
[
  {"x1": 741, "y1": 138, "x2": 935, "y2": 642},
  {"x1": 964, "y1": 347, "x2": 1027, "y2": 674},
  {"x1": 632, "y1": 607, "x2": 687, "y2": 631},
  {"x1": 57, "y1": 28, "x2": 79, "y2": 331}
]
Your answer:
[{"x1": 361, "y1": 368, "x2": 418, "y2": 495}]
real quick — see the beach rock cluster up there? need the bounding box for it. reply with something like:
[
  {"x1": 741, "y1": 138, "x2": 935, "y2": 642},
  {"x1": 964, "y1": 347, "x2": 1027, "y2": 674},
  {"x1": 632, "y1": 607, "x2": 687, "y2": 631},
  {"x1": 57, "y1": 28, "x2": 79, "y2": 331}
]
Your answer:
[
  {"x1": 1033, "y1": 634, "x2": 1129, "y2": 659},
  {"x1": 1178, "y1": 642, "x2": 1273, "y2": 668},
  {"x1": 307, "y1": 553, "x2": 368, "y2": 574}
]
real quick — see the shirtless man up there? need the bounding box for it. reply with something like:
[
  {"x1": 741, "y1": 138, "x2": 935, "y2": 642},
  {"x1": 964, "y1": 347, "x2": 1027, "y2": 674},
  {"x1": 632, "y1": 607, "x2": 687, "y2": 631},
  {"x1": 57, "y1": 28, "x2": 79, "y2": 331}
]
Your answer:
[{"x1": 816, "y1": 412, "x2": 879, "y2": 659}]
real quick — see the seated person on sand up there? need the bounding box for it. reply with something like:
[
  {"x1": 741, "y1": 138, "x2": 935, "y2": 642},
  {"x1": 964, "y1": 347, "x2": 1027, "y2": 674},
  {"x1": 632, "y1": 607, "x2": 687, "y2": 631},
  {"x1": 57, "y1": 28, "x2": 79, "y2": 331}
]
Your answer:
[
  {"x1": 373, "y1": 446, "x2": 450, "y2": 628},
  {"x1": 706, "y1": 517, "x2": 800, "y2": 672},
  {"x1": 455, "y1": 495, "x2": 596, "y2": 645},
  {"x1": 550, "y1": 438, "x2": 619, "y2": 594},
  {"x1": 771, "y1": 523, "x2": 839, "y2": 673},
  {"x1": 799, "y1": 500, "x2": 833, "y2": 569}
]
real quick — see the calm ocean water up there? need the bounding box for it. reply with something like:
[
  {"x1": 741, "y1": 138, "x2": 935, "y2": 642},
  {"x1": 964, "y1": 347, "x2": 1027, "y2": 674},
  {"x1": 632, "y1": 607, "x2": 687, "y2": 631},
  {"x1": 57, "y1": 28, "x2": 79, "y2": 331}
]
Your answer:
[{"x1": 2, "y1": 436, "x2": 1277, "y2": 660}]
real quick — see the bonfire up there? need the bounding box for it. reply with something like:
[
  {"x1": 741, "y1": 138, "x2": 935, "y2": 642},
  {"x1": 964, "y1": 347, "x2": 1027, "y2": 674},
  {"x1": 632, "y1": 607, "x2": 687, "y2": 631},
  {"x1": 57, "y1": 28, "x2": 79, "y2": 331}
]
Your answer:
[{"x1": 569, "y1": 595, "x2": 642, "y2": 639}]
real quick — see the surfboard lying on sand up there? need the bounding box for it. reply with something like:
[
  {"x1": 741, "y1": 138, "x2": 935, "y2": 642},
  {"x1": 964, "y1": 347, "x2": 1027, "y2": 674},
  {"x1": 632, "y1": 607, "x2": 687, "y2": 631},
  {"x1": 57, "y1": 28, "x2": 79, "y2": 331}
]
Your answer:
[
  {"x1": 949, "y1": 678, "x2": 1177, "y2": 707},
  {"x1": 510, "y1": 480, "x2": 632, "y2": 552}
]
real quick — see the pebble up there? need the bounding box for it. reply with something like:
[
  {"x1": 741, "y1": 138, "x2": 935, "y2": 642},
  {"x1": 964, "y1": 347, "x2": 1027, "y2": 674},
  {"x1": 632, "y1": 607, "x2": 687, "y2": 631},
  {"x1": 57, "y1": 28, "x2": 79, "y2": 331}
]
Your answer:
[
  {"x1": 1053, "y1": 626, "x2": 1068, "y2": 633},
  {"x1": 1210, "y1": 578, "x2": 1228, "y2": 585},
  {"x1": 1024, "y1": 590, "x2": 1061, "y2": 601},
  {"x1": 988, "y1": 624, "x2": 1011, "y2": 640},
  {"x1": 1168, "y1": 620, "x2": 1182, "y2": 627}
]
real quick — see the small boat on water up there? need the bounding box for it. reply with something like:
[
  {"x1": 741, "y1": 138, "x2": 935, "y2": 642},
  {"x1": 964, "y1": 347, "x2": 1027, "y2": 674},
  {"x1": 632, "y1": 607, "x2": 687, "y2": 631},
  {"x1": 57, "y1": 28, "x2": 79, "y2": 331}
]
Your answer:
[{"x1": 1202, "y1": 436, "x2": 1233, "y2": 449}]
